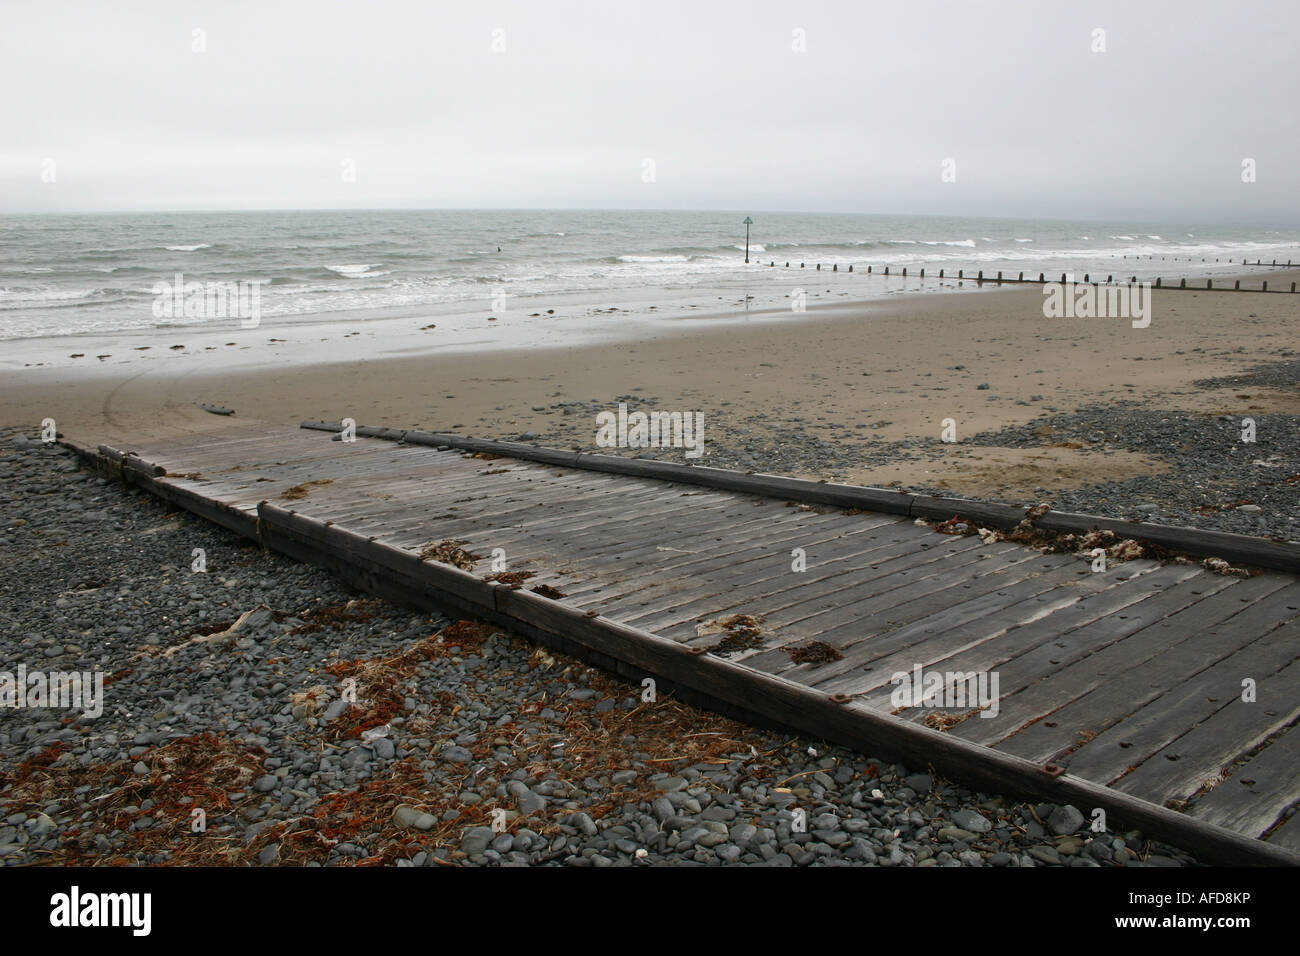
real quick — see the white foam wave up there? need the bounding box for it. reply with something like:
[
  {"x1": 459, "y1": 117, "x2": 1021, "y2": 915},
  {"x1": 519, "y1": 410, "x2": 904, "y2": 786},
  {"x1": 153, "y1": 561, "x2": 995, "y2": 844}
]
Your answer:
[
  {"x1": 326, "y1": 263, "x2": 387, "y2": 277},
  {"x1": 165, "y1": 244, "x2": 211, "y2": 252},
  {"x1": 618, "y1": 254, "x2": 689, "y2": 263}
]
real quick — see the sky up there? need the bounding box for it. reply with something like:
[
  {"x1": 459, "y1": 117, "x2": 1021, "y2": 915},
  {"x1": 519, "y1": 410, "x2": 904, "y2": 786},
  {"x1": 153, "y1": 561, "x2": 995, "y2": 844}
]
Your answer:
[{"x1": 1, "y1": 0, "x2": 1297, "y2": 221}]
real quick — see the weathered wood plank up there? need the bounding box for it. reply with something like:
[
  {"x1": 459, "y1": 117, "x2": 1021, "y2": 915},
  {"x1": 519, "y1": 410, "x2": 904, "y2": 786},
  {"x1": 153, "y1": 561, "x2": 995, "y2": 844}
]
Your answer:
[
  {"x1": 962, "y1": 575, "x2": 1289, "y2": 748},
  {"x1": 1056, "y1": 614, "x2": 1300, "y2": 785},
  {"x1": 1114, "y1": 655, "x2": 1300, "y2": 807},
  {"x1": 810, "y1": 560, "x2": 1160, "y2": 695},
  {"x1": 994, "y1": 582, "x2": 1300, "y2": 765},
  {"x1": 1187, "y1": 722, "x2": 1300, "y2": 838}
]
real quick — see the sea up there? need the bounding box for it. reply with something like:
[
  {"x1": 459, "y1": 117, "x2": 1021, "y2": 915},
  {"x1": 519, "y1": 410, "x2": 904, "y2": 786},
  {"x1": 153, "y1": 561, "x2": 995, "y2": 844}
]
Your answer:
[{"x1": 2, "y1": 209, "x2": 1298, "y2": 341}]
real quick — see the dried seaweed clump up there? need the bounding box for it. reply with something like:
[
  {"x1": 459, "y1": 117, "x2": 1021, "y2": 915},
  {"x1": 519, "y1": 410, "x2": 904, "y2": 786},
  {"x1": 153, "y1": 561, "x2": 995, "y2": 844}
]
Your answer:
[
  {"x1": 935, "y1": 506, "x2": 1169, "y2": 567},
  {"x1": 697, "y1": 614, "x2": 766, "y2": 657},
  {"x1": 484, "y1": 570, "x2": 535, "y2": 588},
  {"x1": 290, "y1": 598, "x2": 377, "y2": 635},
  {"x1": 281, "y1": 478, "x2": 333, "y2": 500},
  {"x1": 931, "y1": 503, "x2": 1263, "y2": 577},
  {"x1": 419, "y1": 539, "x2": 482, "y2": 570},
  {"x1": 922, "y1": 711, "x2": 978, "y2": 732},
  {"x1": 1201, "y1": 556, "x2": 1256, "y2": 578},
  {"x1": 786, "y1": 641, "x2": 844, "y2": 665}
]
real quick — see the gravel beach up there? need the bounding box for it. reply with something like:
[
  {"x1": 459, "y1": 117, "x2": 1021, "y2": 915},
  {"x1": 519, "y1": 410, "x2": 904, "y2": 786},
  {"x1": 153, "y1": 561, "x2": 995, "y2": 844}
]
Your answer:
[{"x1": 0, "y1": 425, "x2": 1208, "y2": 867}]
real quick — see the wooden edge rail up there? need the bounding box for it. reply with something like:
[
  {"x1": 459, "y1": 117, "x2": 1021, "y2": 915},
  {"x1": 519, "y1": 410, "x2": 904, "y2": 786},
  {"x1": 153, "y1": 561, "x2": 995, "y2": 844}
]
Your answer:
[
  {"x1": 48, "y1": 434, "x2": 1300, "y2": 864},
  {"x1": 300, "y1": 421, "x2": 1300, "y2": 573},
  {"x1": 60, "y1": 437, "x2": 255, "y2": 537}
]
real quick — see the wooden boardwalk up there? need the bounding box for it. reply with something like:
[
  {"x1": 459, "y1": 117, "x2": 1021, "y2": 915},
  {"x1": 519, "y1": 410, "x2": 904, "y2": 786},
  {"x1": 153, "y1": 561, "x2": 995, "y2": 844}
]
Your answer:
[{"x1": 66, "y1": 423, "x2": 1300, "y2": 864}]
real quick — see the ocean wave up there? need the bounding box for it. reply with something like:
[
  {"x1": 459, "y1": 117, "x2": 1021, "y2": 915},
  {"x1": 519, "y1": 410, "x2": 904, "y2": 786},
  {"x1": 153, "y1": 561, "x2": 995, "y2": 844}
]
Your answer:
[
  {"x1": 919, "y1": 239, "x2": 977, "y2": 248},
  {"x1": 1014, "y1": 238, "x2": 1033, "y2": 243},
  {"x1": 617, "y1": 254, "x2": 690, "y2": 263},
  {"x1": 325, "y1": 263, "x2": 389, "y2": 278},
  {"x1": 1110, "y1": 235, "x2": 1137, "y2": 241},
  {"x1": 732, "y1": 244, "x2": 765, "y2": 253},
  {"x1": 165, "y1": 244, "x2": 211, "y2": 252}
]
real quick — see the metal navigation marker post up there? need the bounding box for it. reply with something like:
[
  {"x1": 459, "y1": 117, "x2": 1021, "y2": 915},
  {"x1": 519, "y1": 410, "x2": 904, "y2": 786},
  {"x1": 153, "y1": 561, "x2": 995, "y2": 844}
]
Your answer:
[{"x1": 743, "y1": 216, "x2": 753, "y2": 263}]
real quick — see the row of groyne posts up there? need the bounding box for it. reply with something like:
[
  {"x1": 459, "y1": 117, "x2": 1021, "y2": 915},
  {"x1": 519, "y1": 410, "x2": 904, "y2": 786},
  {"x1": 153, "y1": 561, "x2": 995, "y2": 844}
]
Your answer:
[{"x1": 757, "y1": 257, "x2": 1299, "y2": 293}]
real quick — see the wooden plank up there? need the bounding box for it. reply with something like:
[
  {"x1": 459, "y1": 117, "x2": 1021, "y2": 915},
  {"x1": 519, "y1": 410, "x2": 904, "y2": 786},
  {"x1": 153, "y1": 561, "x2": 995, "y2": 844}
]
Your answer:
[
  {"x1": 811, "y1": 560, "x2": 1161, "y2": 695},
  {"x1": 877, "y1": 564, "x2": 1204, "y2": 725},
  {"x1": 995, "y1": 582, "x2": 1300, "y2": 764},
  {"x1": 572, "y1": 514, "x2": 914, "y2": 616},
  {"x1": 1114, "y1": 655, "x2": 1300, "y2": 807},
  {"x1": 601, "y1": 524, "x2": 980, "y2": 632},
  {"x1": 352, "y1": 484, "x2": 747, "y2": 561},
  {"x1": 961, "y1": 574, "x2": 1288, "y2": 748},
  {"x1": 634, "y1": 534, "x2": 992, "y2": 641},
  {"x1": 1060, "y1": 615, "x2": 1300, "y2": 785},
  {"x1": 782, "y1": 549, "x2": 1066, "y2": 665},
  {"x1": 1264, "y1": 810, "x2": 1300, "y2": 854},
  {"x1": 1188, "y1": 722, "x2": 1300, "y2": 838}
]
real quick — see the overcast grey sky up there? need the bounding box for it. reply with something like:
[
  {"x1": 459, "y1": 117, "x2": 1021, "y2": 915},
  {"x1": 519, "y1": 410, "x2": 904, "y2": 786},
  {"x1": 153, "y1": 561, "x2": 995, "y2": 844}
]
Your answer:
[{"x1": 2, "y1": 0, "x2": 1296, "y2": 221}]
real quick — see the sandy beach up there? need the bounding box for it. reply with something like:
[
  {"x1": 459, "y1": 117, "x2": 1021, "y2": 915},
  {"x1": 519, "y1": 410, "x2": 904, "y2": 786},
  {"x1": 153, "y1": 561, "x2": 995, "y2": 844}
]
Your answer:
[{"x1": 6, "y1": 273, "x2": 1298, "y2": 505}]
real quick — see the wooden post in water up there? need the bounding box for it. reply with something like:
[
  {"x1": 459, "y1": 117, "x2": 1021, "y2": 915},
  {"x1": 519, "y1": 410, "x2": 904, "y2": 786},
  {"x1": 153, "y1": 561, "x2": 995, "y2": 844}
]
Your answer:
[
  {"x1": 1263, "y1": 281, "x2": 1268, "y2": 291},
  {"x1": 743, "y1": 216, "x2": 752, "y2": 264},
  {"x1": 1180, "y1": 278, "x2": 1186, "y2": 288},
  {"x1": 833, "y1": 263, "x2": 837, "y2": 271},
  {"x1": 1018, "y1": 271, "x2": 1024, "y2": 281},
  {"x1": 920, "y1": 268, "x2": 924, "y2": 277},
  {"x1": 903, "y1": 267, "x2": 907, "y2": 276},
  {"x1": 939, "y1": 269, "x2": 944, "y2": 278},
  {"x1": 1207, "y1": 279, "x2": 1212, "y2": 289},
  {"x1": 1235, "y1": 279, "x2": 1241, "y2": 290},
  {"x1": 1156, "y1": 277, "x2": 1161, "y2": 287},
  {"x1": 885, "y1": 266, "x2": 890, "y2": 276}
]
